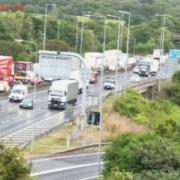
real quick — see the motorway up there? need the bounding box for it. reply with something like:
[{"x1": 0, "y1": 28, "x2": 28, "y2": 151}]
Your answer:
[
  {"x1": 0, "y1": 70, "x2": 134, "y2": 139},
  {"x1": 0, "y1": 61, "x2": 177, "y2": 179},
  {"x1": 0, "y1": 60, "x2": 175, "y2": 146},
  {"x1": 31, "y1": 153, "x2": 104, "y2": 180}
]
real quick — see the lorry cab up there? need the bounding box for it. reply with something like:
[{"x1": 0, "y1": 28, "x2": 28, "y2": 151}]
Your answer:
[
  {"x1": 48, "y1": 79, "x2": 79, "y2": 110},
  {"x1": 138, "y1": 62, "x2": 150, "y2": 77},
  {"x1": 9, "y1": 84, "x2": 28, "y2": 102}
]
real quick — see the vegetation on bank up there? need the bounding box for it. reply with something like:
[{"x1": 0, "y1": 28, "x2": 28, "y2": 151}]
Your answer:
[
  {"x1": 103, "y1": 72, "x2": 180, "y2": 179},
  {"x1": 0, "y1": 145, "x2": 31, "y2": 180}
]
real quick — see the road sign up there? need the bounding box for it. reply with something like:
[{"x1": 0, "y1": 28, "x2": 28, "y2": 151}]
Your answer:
[
  {"x1": 64, "y1": 104, "x2": 74, "y2": 121},
  {"x1": 169, "y1": 50, "x2": 180, "y2": 60},
  {"x1": 80, "y1": 68, "x2": 91, "y2": 81}
]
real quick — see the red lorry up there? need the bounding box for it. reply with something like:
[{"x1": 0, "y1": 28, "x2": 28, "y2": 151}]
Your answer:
[{"x1": 0, "y1": 56, "x2": 14, "y2": 91}]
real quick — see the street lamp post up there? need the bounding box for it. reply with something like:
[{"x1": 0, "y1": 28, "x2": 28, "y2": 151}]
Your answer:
[
  {"x1": 15, "y1": 39, "x2": 38, "y2": 153},
  {"x1": 107, "y1": 14, "x2": 123, "y2": 96},
  {"x1": 98, "y1": 16, "x2": 107, "y2": 176},
  {"x1": 82, "y1": 13, "x2": 107, "y2": 176},
  {"x1": 43, "y1": 3, "x2": 56, "y2": 50},
  {"x1": 133, "y1": 38, "x2": 136, "y2": 56},
  {"x1": 156, "y1": 14, "x2": 167, "y2": 92},
  {"x1": 80, "y1": 21, "x2": 84, "y2": 55},
  {"x1": 75, "y1": 22, "x2": 79, "y2": 52},
  {"x1": 57, "y1": 21, "x2": 60, "y2": 40},
  {"x1": 119, "y1": 10, "x2": 131, "y2": 93}
]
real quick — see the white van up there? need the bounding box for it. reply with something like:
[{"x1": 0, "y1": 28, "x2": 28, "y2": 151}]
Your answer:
[{"x1": 9, "y1": 85, "x2": 28, "y2": 102}]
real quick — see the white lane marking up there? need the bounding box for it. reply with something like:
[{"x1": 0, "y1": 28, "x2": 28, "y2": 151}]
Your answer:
[
  {"x1": 30, "y1": 162, "x2": 104, "y2": 177},
  {"x1": 0, "y1": 119, "x2": 11, "y2": 125},
  {"x1": 79, "y1": 176, "x2": 100, "y2": 180},
  {"x1": 31, "y1": 152, "x2": 105, "y2": 163}
]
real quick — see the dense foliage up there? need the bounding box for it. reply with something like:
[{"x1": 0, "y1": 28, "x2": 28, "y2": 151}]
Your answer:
[
  {"x1": 0, "y1": 145, "x2": 31, "y2": 180},
  {"x1": 166, "y1": 71, "x2": 180, "y2": 106},
  {"x1": 104, "y1": 89, "x2": 180, "y2": 179},
  {"x1": 0, "y1": 0, "x2": 179, "y2": 61},
  {"x1": 113, "y1": 89, "x2": 180, "y2": 137},
  {"x1": 104, "y1": 134, "x2": 180, "y2": 179}
]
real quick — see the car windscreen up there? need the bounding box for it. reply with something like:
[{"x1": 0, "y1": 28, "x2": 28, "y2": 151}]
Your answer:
[
  {"x1": 12, "y1": 89, "x2": 22, "y2": 94},
  {"x1": 22, "y1": 99, "x2": 32, "y2": 103},
  {"x1": 50, "y1": 90, "x2": 65, "y2": 97},
  {"x1": 105, "y1": 80, "x2": 115, "y2": 84},
  {"x1": 139, "y1": 65, "x2": 149, "y2": 70}
]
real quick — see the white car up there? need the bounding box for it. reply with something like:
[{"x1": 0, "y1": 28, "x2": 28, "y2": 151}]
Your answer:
[
  {"x1": 130, "y1": 75, "x2": 141, "y2": 83},
  {"x1": 104, "y1": 79, "x2": 116, "y2": 90}
]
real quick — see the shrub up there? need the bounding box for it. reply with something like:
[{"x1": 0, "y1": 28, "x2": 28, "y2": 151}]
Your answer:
[
  {"x1": 113, "y1": 89, "x2": 148, "y2": 118},
  {"x1": 0, "y1": 145, "x2": 31, "y2": 180},
  {"x1": 104, "y1": 134, "x2": 180, "y2": 176}
]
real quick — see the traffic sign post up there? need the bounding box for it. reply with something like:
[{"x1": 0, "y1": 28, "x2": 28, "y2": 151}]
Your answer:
[
  {"x1": 80, "y1": 68, "x2": 91, "y2": 130},
  {"x1": 169, "y1": 50, "x2": 180, "y2": 60}
]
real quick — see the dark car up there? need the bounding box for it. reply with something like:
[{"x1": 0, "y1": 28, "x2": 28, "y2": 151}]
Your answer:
[
  {"x1": 19, "y1": 98, "x2": 33, "y2": 109},
  {"x1": 103, "y1": 78, "x2": 115, "y2": 90}
]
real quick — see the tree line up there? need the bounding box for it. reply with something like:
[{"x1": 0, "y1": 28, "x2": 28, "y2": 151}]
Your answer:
[{"x1": 0, "y1": 0, "x2": 180, "y2": 61}]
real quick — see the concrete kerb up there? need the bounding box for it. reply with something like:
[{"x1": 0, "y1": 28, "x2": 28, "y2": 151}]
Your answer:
[{"x1": 28, "y1": 142, "x2": 111, "y2": 161}]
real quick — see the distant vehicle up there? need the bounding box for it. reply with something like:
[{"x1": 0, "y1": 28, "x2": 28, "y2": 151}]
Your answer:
[
  {"x1": 9, "y1": 84, "x2": 28, "y2": 102},
  {"x1": 70, "y1": 70, "x2": 89, "y2": 93},
  {"x1": 89, "y1": 71, "x2": 99, "y2": 84},
  {"x1": 104, "y1": 78, "x2": 115, "y2": 90},
  {"x1": 130, "y1": 75, "x2": 141, "y2": 83},
  {"x1": 13, "y1": 80, "x2": 23, "y2": 85},
  {"x1": 30, "y1": 77, "x2": 43, "y2": 85},
  {"x1": 84, "y1": 52, "x2": 108, "y2": 71},
  {"x1": 133, "y1": 66, "x2": 139, "y2": 74},
  {"x1": 0, "y1": 56, "x2": 14, "y2": 90},
  {"x1": 104, "y1": 50, "x2": 121, "y2": 71},
  {"x1": 48, "y1": 79, "x2": 79, "y2": 110},
  {"x1": 0, "y1": 80, "x2": 9, "y2": 92},
  {"x1": 153, "y1": 49, "x2": 162, "y2": 61},
  {"x1": 19, "y1": 98, "x2": 33, "y2": 109},
  {"x1": 138, "y1": 59, "x2": 159, "y2": 77},
  {"x1": 14, "y1": 61, "x2": 34, "y2": 83},
  {"x1": 153, "y1": 49, "x2": 166, "y2": 65},
  {"x1": 38, "y1": 51, "x2": 81, "y2": 81}
]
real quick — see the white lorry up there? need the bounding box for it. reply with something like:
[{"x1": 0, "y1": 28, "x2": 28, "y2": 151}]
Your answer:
[
  {"x1": 9, "y1": 84, "x2": 28, "y2": 102},
  {"x1": 70, "y1": 70, "x2": 89, "y2": 93},
  {"x1": 38, "y1": 51, "x2": 81, "y2": 81},
  {"x1": 104, "y1": 49, "x2": 121, "y2": 71},
  {"x1": 84, "y1": 52, "x2": 108, "y2": 71},
  {"x1": 138, "y1": 58, "x2": 159, "y2": 77},
  {"x1": 153, "y1": 49, "x2": 166, "y2": 65},
  {"x1": 48, "y1": 79, "x2": 79, "y2": 110}
]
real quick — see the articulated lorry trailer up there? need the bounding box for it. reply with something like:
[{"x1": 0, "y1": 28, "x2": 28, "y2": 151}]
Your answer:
[{"x1": 38, "y1": 51, "x2": 81, "y2": 81}]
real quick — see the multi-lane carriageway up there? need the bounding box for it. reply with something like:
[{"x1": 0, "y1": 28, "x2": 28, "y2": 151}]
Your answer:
[{"x1": 0, "y1": 65, "x2": 173, "y2": 148}]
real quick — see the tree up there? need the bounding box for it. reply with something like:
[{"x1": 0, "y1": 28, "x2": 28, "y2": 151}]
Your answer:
[
  {"x1": 0, "y1": 41, "x2": 28, "y2": 61},
  {"x1": 45, "y1": 39, "x2": 71, "y2": 51},
  {"x1": 0, "y1": 145, "x2": 31, "y2": 180}
]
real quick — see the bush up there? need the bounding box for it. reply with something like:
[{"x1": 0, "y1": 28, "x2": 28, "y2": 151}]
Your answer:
[
  {"x1": 113, "y1": 89, "x2": 148, "y2": 118},
  {"x1": 0, "y1": 145, "x2": 31, "y2": 180},
  {"x1": 104, "y1": 134, "x2": 180, "y2": 177},
  {"x1": 114, "y1": 90, "x2": 180, "y2": 137},
  {"x1": 172, "y1": 71, "x2": 180, "y2": 83}
]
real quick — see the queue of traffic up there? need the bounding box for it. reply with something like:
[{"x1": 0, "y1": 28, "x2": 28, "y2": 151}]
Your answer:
[{"x1": 0, "y1": 48, "x2": 168, "y2": 111}]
